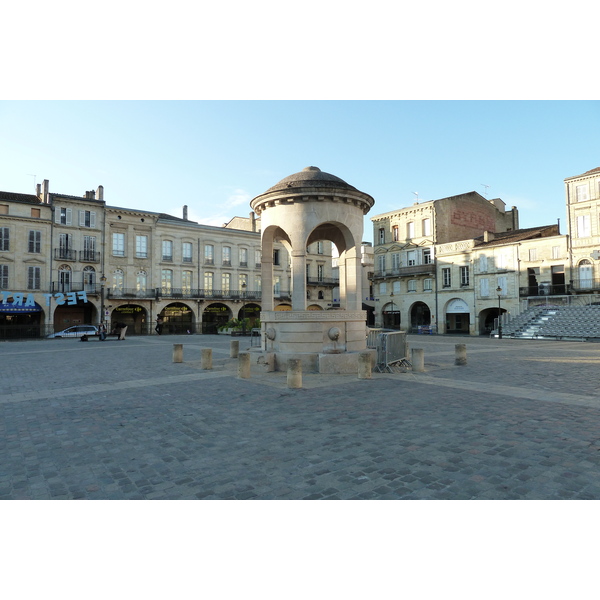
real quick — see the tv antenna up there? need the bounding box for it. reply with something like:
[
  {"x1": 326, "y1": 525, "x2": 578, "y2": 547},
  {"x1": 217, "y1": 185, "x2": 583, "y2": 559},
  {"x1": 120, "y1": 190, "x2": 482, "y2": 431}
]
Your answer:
[
  {"x1": 481, "y1": 184, "x2": 490, "y2": 198},
  {"x1": 412, "y1": 191, "x2": 419, "y2": 203},
  {"x1": 27, "y1": 174, "x2": 37, "y2": 191}
]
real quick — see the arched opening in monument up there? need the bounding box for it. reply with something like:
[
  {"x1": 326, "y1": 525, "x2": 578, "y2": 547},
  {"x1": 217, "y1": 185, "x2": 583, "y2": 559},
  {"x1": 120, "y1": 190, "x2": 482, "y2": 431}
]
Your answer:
[
  {"x1": 202, "y1": 302, "x2": 231, "y2": 334},
  {"x1": 410, "y1": 301, "x2": 431, "y2": 333}
]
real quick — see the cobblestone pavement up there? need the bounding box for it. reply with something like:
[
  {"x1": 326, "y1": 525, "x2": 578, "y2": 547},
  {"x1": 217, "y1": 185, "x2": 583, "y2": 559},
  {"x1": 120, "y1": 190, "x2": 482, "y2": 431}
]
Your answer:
[{"x1": 1, "y1": 333, "x2": 600, "y2": 500}]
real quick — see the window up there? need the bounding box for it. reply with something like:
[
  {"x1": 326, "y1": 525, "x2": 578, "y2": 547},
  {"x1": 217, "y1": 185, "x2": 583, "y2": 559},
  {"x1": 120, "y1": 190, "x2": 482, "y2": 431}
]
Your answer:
[
  {"x1": 222, "y1": 272, "x2": 230, "y2": 292},
  {"x1": 423, "y1": 278, "x2": 432, "y2": 291},
  {"x1": 379, "y1": 282, "x2": 387, "y2": 295},
  {"x1": 27, "y1": 266, "x2": 41, "y2": 290},
  {"x1": 255, "y1": 250, "x2": 262, "y2": 268},
  {"x1": 204, "y1": 271, "x2": 214, "y2": 290},
  {"x1": 28, "y1": 230, "x2": 41, "y2": 253},
  {"x1": 392, "y1": 253, "x2": 401, "y2": 269},
  {"x1": 378, "y1": 254, "x2": 386, "y2": 272},
  {"x1": 112, "y1": 233, "x2": 125, "y2": 257},
  {"x1": 552, "y1": 246, "x2": 560, "y2": 260},
  {"x1": 422, "y1": 218, "x2": 431, "y2": 237},
  {"x1": 578, "y1": 260, "x2": 593, "y2": 288},
  {"x1": 83, "y1": 266, "x2": 95, "y2": 292},
  {"x1": 135, "y1": 235, "x2": 148, "y2": 258},
  {"x1": 460, "y1": 266, "x2": 470, "y2": 287},
  {"x1": 239, "y1": 273, "x2": 248, "y2": 291},
  {"x1": 480, "y1": 278, "x2": 489, "y2": 297},
  {"x1": 479, "y1": 254, "x2": 488, "y2": 272},
  {"x1": 0, "y1": 205, "x2": 7, "y2": 215},
  {"x1": 182, "y1": 242, "x2": 193, "y2": 263},
  {"x1": 407, "y1": 222, "x2": 415, "y2": 239},
  {"x1": 408, "y1": 279, "x2": 417, "y2": 292},
  {"x1": 136, "y1": 271, "x2": 147, "y2": 292},
  {"x1": 162, "y1": 240, "x2": 173, "y2": 261},
  {"x1": 31, "y1": 208, "x2": 40, "y2": 218},
  {"x1": 255, "y1": 275, "x2": 261, "y2": 291},
  {"x1": 0, "y1": 264, "x2": 8, "y2": 288},
  {"x1": 204, "y1": 244, "x2": 214, "y2": 265},
  {"x1": 273, "y1": 249, "x2": 280, "y2": 266},
  {"x1": 576, "y1": 184, "x2": 589, "y2": 202},
  {"x1": 161, "y1": 269, "x2": 173, "y2": 291},
  {"x1": 83, "y1": 236, "x2": 96, "y2": 261},
  {"x1": 496, "y1": 252, "x2": 507, "y2": 270},
  {"x1": 79, "y1": 210, "x2": 96, "y2": 228},
  {"x1": 273, "y1": 276, "x2": 281, "y2": 295},
  {"x1": 577, "y1": 215, "x2": 591, "y2": 238},
  {"x1": 182, "y1": 271, "x2": 193, "y2": 292},
  {"x1": 0, "y1": 227, "x2": 9, "y2": 251},
  {"x1": 113, "y1": 269, "x2": 124, "y2": 292},
  {"x1": 59, "y1": 233, "x2": 74, "y2": 259},
  {"x1": 58, "y1": 265, "x2": 71, "y2": 292},
  {"x1": 222, "y1": 246, "x2": 231, "y2": 266},
  {"x1": 317, "y1": 241, "x2": 324, "y2": 255},
  {"x1": 528, "y1": 248, "x2": 537, "y2": 261},
  {"x1": 407, "y1": 250, "x2": 416, "y2": 266},
  {"x1": 392, "y1": 280, "x2": 401, "y2": 294},
  {"x1": 442, "y1": 267, "x2": 451, "y2": 288},
  {"x1": 317, "y1": 265, "x2": 324, "y2": 281},
  {"x1": 239, "y1": 247, "x2": 248, "y2": 267},
  {"x1": 378, "y1": 228, "x2": 385, "y2": 244},
  {"x1": 56, "y1": 207, "x2": 72, "y2": 225},
  {"x1": 423, "y1": 248, "x2": 432, "y2": 264},
  {"x1": 392, "y1": 226, "x2": 399, "y2": 241}
]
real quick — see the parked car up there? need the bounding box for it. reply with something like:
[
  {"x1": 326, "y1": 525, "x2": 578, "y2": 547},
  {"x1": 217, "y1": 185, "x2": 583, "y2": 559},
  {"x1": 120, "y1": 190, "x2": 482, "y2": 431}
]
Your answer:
[{"x1": 46, "y1": 325, "x2": 99, "y2": 339}]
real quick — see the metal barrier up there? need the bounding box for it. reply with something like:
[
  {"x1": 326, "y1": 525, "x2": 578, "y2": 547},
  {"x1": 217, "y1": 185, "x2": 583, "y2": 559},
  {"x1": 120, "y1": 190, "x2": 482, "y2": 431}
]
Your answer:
[
  {"x1": 367, "y1": 328, "x2": 394, "y2": 348},
  {"x1": 374, "y1": 331, "x2": 410, "y2": 372},
  {"x1": 250, "y1": 328, "x2": 262, "y2": 347}
]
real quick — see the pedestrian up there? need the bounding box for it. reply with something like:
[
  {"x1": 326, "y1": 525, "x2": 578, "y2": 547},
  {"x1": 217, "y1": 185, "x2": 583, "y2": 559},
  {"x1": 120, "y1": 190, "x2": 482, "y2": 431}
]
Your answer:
[
  {"x1": 155, "y1": 315, "x2": 163, "y2": 335},
  {"x1": 116, "y1": 322, "x2": 128, "y2": 340},
  {"x1": 99, "y1": 323, "x2": 107, "y2": 341}
]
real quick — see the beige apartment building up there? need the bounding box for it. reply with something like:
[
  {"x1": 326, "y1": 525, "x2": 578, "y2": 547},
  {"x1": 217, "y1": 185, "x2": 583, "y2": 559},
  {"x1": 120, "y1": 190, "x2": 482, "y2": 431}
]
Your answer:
[{"x1": 0, "y1": 181, "x2": 337, "y2": 338}]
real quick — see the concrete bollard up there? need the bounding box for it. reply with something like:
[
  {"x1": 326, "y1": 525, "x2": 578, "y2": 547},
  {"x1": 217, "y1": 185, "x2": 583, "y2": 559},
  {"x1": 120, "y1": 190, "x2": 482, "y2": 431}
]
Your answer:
[
  {"x1": 358, "y1": 351, "x2": 372, "y2": 379},
  {"x1": 173, "y1": 343, "x2": 183, "y2": 363},
  {"x1": 201, "y1": 348, "x2": 213, "y2": 370},
  {"x1": 412, "y1": 348, "x2": 425, "y2": 372},
  {"x1": 238, "y1": 352, "x2": 251, "y2": 379},
  {"x1": 455, "y1": 343, "x2": 467, "y2": 366},
  {"x1": 287, "y1": 358, "x2": 302, "y2": 389},
  {"x1": 230, "y1": 339, "x2": 239, "y2": 358}
]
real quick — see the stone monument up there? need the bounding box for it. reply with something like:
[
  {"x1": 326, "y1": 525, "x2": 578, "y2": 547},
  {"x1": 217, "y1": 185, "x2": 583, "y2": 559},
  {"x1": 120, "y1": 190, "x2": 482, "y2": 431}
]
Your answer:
[{"x1": 250, "y1": 166, "x2": 375, "y2": 373}]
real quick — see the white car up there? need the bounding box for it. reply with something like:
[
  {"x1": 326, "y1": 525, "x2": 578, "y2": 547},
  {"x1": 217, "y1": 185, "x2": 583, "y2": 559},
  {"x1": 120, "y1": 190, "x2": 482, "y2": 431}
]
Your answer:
[{"x1": 47, "y1": 325, "x2": 99, "y2": 339}]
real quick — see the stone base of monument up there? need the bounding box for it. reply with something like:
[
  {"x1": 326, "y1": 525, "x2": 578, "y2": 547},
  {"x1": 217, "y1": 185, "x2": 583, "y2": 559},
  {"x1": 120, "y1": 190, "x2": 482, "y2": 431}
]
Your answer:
[{"x1": 259, "y1": 310, "x2": 374, "y2": 374}]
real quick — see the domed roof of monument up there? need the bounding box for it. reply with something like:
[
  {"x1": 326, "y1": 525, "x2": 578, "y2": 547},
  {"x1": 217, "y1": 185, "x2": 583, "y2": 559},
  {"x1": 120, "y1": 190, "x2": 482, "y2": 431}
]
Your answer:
[{"x1": 266, "y1": 166, "x2": 357, "y2": 193}]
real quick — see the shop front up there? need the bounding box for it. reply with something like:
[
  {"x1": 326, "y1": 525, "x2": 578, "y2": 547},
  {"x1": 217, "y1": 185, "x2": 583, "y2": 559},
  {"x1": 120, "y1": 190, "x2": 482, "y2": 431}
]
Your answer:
[
  {"x1": 0, "y1": 301, "x2": 44, "y2": 339},
  {"x1": 445, "y1": 298, "x2": 471, "y2": 334}
]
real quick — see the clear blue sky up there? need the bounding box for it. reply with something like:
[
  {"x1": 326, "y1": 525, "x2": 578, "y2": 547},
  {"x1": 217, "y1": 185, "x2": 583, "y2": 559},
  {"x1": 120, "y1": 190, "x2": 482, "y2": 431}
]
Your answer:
[{"x1": 1, "y1": 100, "x2": 598, "y2": 243}]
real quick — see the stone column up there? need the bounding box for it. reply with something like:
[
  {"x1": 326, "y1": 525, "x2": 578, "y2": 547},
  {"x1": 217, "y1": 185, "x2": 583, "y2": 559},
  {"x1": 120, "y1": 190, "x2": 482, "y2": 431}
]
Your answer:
[
  {"x1": 344, "y1": 247, "x2": 362, "y2": 311},
  {"x1": 338, "y1": 252, "x2": 347, "y2": 310},
  {"x1": 291, "y1": 250, "x2": 307, "y2": 311},
  {"x1": 261, "y1": 254, "x2": 274, "y2": 312}
]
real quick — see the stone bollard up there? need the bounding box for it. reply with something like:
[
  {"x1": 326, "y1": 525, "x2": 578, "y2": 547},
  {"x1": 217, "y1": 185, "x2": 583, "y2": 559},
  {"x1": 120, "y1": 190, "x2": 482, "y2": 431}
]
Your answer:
[
  {"x1": 230, "y1": 339, "x2": 239, "y2": 359},
  {"x1": 287, "y1": 358, "x2": 302, "y2": 389},
  {"x1": 358, "y1": 351, "x2": 372, "y2": 379},
  {"x1": 201, "y1": 348, "x2": 213, "y2": 370},
  {"x1": 238, "y1": 352, "x2": 251, "y2": 379},
  {"x1": 412, "y1": 348, "x2": 425, "y2": 372},
  {"x1": 173, "y1": 343, "x2": 183, "y2": 363},
  {"x1": 455, "y1": 343, "x2": 467, "y2": 366}
]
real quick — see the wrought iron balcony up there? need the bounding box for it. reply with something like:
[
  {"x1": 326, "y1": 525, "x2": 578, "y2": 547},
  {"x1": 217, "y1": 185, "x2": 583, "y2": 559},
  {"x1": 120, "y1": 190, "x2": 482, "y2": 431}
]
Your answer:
[
  {"x1": 79, "y1": 250, "x2": 100, "y2": 263},
  {"x1": 54, "y1": 248, "x2": 77, "y2": 261},
  {"x1": 372, "y1": 263, "x2": 435, "y2": 279},
  {"x1": 569, "y1": 279, "x2": 600, "y2": 292},
  {"x1": 306, "y1": 276, "x2": 339, "y2": 287}
]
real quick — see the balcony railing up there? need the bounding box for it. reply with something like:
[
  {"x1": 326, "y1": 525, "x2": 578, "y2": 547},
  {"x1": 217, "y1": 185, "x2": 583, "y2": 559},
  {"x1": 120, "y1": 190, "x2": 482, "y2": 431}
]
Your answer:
[
  {"x1": 52, "y1": 281, "x2": 102, "y2": 294},
  {"x1": 107, "y1": 288, "x2": 157, "y2": 299},
  {"x1": 54, "y1": 248, "x2": 77, "y2": 261},
  {"x1": 306, "y1": 276, "x2": 340, "y2": 287},
  {"x1": 519, "y1": 284, "x2": 570, "y2": 296},
  {"x1": 79, "y1": 250, "x2": 101, "y2": 263},
  {"x1": 372, "y1": 263, "x2": 435, "y2": 279},
  {"x1": 569, "y1": 279, "x2": 600, "y2": 292}
]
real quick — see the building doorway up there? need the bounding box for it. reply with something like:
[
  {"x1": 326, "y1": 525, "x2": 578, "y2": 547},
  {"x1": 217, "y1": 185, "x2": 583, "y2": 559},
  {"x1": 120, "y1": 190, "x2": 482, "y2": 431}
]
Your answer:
[
  {"x1": 410, "y1": 301, "x2": 431, "y2": 332},
  {"x1": 202, "y1": 303, "x2": 231, "y2": 334},
  {"x1": 160, "y1": 302, "x2": 195, "y2": 334},
  {"x1": 382, "y1": 301, "x2": 400, "y2": 330}
]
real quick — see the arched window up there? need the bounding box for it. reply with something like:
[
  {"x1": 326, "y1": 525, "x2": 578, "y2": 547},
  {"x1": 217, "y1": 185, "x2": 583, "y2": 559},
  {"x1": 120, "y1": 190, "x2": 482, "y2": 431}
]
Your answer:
[
  {"x1": 58, "y1": 264, "x2": 71, "y2": 292},
  {"x1": 579, "y1": 260, "x2": 593, "y2": 289},
  {"x1": 136, "y1": 270, "x2": 147, "y2": 293},
  {"x1": 113, "y1": 269, "x2": 124, "y2": 295},
  {"x1": 83, "y1": 266, "x2": 96, "y2": 292}
]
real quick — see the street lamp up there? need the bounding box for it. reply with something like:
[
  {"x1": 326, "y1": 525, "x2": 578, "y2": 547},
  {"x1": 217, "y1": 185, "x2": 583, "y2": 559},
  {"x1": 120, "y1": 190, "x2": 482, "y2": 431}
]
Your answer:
[
  {"x1": 241, "y1": 281, "x2": 247, "y2": 335},
  {"x1": 100, "y1": 274, "x2": 107, "y2": 325},
  {"x1": 496, "y1": 285, "x2": 503, "y2": 339}
]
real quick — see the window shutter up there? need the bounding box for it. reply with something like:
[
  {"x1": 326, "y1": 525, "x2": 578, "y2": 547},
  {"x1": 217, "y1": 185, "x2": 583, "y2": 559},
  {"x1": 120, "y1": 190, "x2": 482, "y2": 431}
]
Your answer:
[
  {"x1": 66, "y1": 208, "x2": 72, "y2": 226},
  {"x1": 79, "y1": 210, "x2": 85, "y2": 226},
  {"x1": 55, "y1": 208, "x2": 61, "y2": 223},
  {"x1": 480, "y1": 278, "x2": 489, "y2": 296},
  {"x1": 90, "y1": 212, "x2": 96, "y2": 228}
]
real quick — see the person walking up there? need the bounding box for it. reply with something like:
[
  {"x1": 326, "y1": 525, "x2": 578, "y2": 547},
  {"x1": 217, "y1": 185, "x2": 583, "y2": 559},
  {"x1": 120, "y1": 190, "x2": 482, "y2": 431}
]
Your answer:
[
  {"x1": 155, "y1": 315, "x2": 163, "y2": 335},
  {"x1": 116, "y1": 322, "x2": 128, "y2": 340},
  {"x1": 99, "y1": 323, "x2": 107, "y2": 341}
]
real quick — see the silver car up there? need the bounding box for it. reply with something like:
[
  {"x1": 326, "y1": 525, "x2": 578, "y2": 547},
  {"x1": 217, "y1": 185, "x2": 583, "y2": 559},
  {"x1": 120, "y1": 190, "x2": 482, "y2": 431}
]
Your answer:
[{"x1": 47, "y1": 325, "x2": 99, "y2": 339}]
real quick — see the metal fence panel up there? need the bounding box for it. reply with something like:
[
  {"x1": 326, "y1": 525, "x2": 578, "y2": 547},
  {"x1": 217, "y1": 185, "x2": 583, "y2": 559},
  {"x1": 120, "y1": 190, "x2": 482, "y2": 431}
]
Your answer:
[{"x1": 374, "y1": 331, "x2": 410, "y2": 372}]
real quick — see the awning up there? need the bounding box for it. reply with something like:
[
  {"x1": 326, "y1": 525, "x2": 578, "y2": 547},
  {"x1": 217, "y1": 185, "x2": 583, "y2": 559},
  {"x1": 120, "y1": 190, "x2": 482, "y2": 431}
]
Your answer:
[{"x1": 0, "y1": 302, "x2": 43, "y2": 314}]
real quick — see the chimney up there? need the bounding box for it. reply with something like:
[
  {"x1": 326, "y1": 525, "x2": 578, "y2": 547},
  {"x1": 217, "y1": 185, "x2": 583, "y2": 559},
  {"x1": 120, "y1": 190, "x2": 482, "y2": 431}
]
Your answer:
[
  {"x1": 250, "y1": 211, "x2": 256, "y2": 232},
  {"x1": 36, "y1": 183, "x2": 41, "y2": 199},
  {"x1": 42, "y1": 179, "x2": 49, "y2": 203},
  {"x1": 483, "y1": 231, "x2": 495, "y2": 242},
  {"x1": 96, "y1": 185, "x2": 104, "y2": 201},
  {"x1": 183, "y1": 205, "x2": 188, "y2": 220}
]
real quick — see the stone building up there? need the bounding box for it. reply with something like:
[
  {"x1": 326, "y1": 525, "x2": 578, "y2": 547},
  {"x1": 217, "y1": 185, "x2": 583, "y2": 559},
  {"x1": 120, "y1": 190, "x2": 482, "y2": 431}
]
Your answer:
[
  {"x1": 0, "y1": 180, "x2": 336, "y2": 338},
  {"x1": 565, "y1": 166, "x2": 600, "y2": 293}
]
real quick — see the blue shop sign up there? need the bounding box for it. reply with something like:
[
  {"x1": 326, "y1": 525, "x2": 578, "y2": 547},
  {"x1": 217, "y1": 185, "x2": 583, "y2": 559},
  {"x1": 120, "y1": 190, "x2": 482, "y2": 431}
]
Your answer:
[{"x1": 0, "y1": 302, "x2": 42, "y2": 314}]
